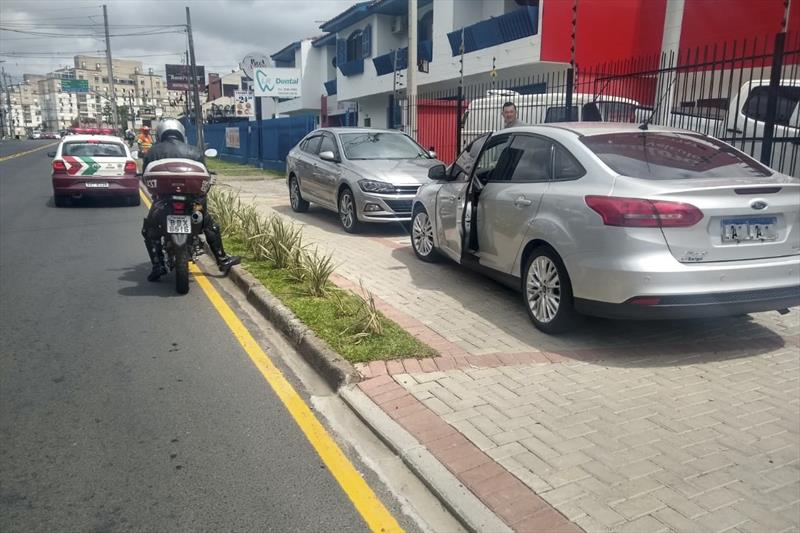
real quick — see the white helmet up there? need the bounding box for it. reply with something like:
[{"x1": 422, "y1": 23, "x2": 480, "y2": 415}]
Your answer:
[{"x1": 155, "y1": 118, "x2": 186, "y2": 143}]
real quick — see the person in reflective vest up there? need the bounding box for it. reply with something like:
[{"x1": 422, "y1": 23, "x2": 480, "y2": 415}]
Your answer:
[{"x1": 136, "y1": 126, "x2": 153, "y2": 156}]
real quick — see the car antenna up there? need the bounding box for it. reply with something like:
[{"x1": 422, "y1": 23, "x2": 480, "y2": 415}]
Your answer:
[{"x1": 640, "y1": 75, "x2": 677, "y2": 130}]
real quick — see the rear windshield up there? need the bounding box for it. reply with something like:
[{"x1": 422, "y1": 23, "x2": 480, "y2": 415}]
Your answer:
[
  {"x1": 62, "y1": 142, "x2": 126, "y2": 157},
  {"x1": 580, "y1": 132, "x2": 772, "y2": 179}
]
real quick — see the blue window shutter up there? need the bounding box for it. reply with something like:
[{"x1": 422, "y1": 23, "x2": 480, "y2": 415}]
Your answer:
[
  {"x1": 362, "y1": 25, "x2": 372, "y2": 58},
  {"x1": 337, "y1": 39, "x2": 346, "y2": 67}
]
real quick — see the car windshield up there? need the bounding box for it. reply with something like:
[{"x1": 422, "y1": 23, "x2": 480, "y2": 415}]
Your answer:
[
  {"x1": 62, "y1": 142, "x2": 126, "y2": 157},
  {"x1": 339, "y1": 132, "x2": 427, "y2": 160},
  {"x1": 580, "y1": 132, "x2": 772, "y2": 179}
]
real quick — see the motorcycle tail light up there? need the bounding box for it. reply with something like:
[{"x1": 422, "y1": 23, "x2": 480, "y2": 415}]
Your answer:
[
  {"x1": 52, "y1": 160, "x2": 67, "y2": 174},
  {"x1": 172, "y1": 201, "x2": 186, "y2": 213}
]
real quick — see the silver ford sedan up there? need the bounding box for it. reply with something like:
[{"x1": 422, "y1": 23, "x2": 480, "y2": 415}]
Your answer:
[
  {"x1": 286, "y1": 128, "x2": 442, "y2": 233},
  {"x1": 411, "y1": 123, "x2": 800, "y2": 334}
]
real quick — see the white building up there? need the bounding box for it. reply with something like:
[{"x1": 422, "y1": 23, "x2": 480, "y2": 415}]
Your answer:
[
  {"x1": 276, "y1": 0, "x2": 548, "y2": 129},
  {"x1": 5, "y1": 75, "x2": 44, "y2": 136}
]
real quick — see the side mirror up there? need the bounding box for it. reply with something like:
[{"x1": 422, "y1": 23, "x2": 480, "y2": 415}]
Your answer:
[
  {"x1": 47, "y1": 151, "x2": 56, "y2": 158},
  {"x1": 427, "y1": 164, "x2": 447, "y2": 181},
  {"x1": 319, "y1": 150, "x2": 338, "y2": 162},
  {"x1": 428, "y1": 150, "x2": 437, "y2": 159},
  {"x1": 204, "y1": 148, "x2": 218, "y2": 158}
]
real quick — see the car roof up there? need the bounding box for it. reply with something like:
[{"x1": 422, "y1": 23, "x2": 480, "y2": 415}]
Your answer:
[
  {"x1": 505, "y1": 122, "x2": 687, "y2": 137},
  {"x1": 61, "y1": 134, "x2": 125, "y2": 143},
  {"x1": 318, "y1": 127, "x2": 405, "y2": 135}
]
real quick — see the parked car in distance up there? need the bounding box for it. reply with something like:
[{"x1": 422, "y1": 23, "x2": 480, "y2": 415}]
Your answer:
[
  {"x1": 411, "y1": 122, "x2": 800, "y2": 334},
  {"x1": 286, "y1": 128, "x2": 443, "y2": 233},
  {"x1": 50, "y1": 134, "x2": 140, "y2": 207},
  {"x1": 29, "y1": 131, "x2": 42, "y2": 140}
]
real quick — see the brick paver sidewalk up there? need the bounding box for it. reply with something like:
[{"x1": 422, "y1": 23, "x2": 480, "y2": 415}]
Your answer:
[{"x1": 222, "y1": 177, "x2": 800, "y2": 532}]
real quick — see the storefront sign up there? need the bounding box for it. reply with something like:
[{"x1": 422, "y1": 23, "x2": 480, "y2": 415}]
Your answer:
[{"x1": 253, "y1": 68, "x2": 301, "y2": 98}]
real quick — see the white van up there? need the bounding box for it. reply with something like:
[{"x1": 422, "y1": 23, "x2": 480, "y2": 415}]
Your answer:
[
  {"x1": 461, "y1": 90, "x2": 639, "y2": 146},
  {"x1": 659, "y1": 79, "x2": 800, "y2": 176}
]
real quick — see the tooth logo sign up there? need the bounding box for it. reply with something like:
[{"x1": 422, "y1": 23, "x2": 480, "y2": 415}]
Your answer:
[{"x1": 256, "y1": 70, "x2": 274, "y2": 92}]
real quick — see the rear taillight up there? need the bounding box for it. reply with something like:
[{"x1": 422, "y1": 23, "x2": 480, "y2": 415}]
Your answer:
[
  {"x1": 172, "y1": 201, "x2": 186, "y2": 214},
  {"x1": 52, "y1": 160, "x2": 67, "y2": 174},
  {"x1": 585, "y1": 196, "x2": 703, "y2": 228},
  {"x1": 124, "y1": 160, "x2": 137, "y2": 174}
]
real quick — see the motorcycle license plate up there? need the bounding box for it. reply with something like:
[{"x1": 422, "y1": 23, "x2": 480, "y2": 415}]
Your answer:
[
  {"x1": 85, "y1": 182, "x2": 109, "y2": 188},
  {"x1": 167, "y1": 215, "x2": 192, "y2": 234}
]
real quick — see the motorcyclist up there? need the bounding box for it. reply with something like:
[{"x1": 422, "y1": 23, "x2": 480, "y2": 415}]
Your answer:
[
  {"x1": 136, "y1": 126, "x2": 153, "y2": 157},
  {"x1": 141, "y1": 118, "x2": 240, "y2": 282}
]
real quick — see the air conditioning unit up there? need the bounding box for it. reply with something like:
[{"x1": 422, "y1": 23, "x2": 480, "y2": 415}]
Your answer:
[{"x1": 391, "y1": 16, "x2": 407, "y2": 34}]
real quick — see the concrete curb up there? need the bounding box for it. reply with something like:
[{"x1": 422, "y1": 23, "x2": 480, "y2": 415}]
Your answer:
[
  {"x1": 224, "y1": 263, "x2": 358, "y2": 390},
  {"x1": 340, "y1": 386, "x2": 513, "y2": 533}
]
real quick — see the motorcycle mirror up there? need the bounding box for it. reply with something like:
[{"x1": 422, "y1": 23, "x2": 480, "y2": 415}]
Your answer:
[{"x1": 204, "y1": 148, "x2": 218, "y2": 158}]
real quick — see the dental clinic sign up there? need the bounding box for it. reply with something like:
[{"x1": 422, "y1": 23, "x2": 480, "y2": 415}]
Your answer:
[{"x1": 253, "y1": 68, "x2": 301, "y2": 98}]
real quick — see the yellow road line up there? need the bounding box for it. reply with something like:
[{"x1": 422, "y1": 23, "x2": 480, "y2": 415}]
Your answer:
[
  {"x1": 0, "y1": 142, "x2": 58, "y2": 162},
  {"x1": 138, "y1": 185, "x2": 402, "y2": 532}
]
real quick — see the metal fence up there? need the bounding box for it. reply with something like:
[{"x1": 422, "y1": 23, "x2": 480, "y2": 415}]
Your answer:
[{"x1": 401, "y1": 31, "x2": 800, "y2": 176}]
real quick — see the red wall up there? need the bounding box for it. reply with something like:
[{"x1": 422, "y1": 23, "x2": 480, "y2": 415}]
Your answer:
[
  {"x1": 679, "y1": 0, "x2": 799, "y2": 51},
  {"x1": 541, "y1": 0, "x2": 668, "y2": 66}
]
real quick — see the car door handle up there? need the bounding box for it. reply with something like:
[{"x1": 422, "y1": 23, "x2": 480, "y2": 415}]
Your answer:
[
  {"x1": 442, "y1": 195, "x2": 456, "y2": 203},
  {"x1": 514, "y1": 196, "x2": 532, "y2": 207}
]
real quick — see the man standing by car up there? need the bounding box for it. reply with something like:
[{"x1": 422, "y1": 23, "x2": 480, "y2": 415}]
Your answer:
[
  {"x1": 141, "y1": 119, "x2": 239, "y2": 281},
  {"x1": 502, "y1": 102, "x2": 526, "y2": 129}
]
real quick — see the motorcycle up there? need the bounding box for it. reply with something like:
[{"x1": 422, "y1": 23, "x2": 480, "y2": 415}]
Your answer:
[{"x1": 140, "y1": 149, "x2": 218, "y2": 294}]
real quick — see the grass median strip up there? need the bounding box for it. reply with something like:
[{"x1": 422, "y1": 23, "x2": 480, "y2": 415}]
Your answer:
[
  {"x1": 206, "y1": 158, "x2": 283, "y2": 179},
  {"x1": 209, "y1": 189, "x2": 436, "y2": 364}
]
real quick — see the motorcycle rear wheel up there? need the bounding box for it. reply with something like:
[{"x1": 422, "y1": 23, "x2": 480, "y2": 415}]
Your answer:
[{"x1": 175, "y1": 248, "x2": 190, "y2": 294}]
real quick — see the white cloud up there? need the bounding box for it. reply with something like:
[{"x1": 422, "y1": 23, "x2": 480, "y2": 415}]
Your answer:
[{"x1": 0, "y1": 0, "x2": 351, "y2": 81}]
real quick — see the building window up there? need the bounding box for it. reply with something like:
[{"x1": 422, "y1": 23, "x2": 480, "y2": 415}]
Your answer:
[{"x1": 346, "y1": 30, "x2": 363, "y2": 62}]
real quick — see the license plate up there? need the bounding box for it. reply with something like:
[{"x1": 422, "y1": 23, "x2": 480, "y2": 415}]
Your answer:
[
  {"x1": 721, "y1": 217, "x2": 777, "y2": 242},
  {"x1": 167, "y1": 215, "x2": 192, "y2": 234},
  {"x1": 85, "y1": 182, "x2": 109, "y2": 188}
]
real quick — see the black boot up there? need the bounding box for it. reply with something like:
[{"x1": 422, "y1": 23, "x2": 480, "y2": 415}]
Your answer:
[
  {"x1": 147, "y1": 263, "x2": 167, "y2": 282},
  {"x1": 204, "y1": 216, "x2": 240, "y2": 273},
  {"x1": 217, "y1": 255, "x2": 241, "y2": 273}
]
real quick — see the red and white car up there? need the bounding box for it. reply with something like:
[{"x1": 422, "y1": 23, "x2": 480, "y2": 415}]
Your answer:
[{"x1": 50, "y1": 135, "x2": 140, "y2": 207}]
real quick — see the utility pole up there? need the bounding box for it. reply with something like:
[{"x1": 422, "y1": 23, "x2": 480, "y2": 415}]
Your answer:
[
  {"x1": 186, "y1": 7, "x2": 204, "y2": 149},
  {"x1": 102, "y1": 5, "x2": 119, "y2": 132},
  {"x1": 0, "y1": 62, "x2": 8, "y2": 138},
  {"x1": 407, "y1": 0, "x2": 417, "y2": 139}
]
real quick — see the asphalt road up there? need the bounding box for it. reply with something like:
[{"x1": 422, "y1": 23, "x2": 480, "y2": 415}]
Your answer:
[{"x1": 0, "y1": 140, "x2": 406, "y2": 532}]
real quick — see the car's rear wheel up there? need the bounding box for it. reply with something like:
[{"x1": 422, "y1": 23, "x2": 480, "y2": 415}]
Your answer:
[
  {"x1": 522, "y1": 246, "x2": 578, "y2": 334},
  {"x1": 411, "y1": 207, "x2": 440, "y2": 262},
  {"x1": 338, "y1": 187, "x2": 361, "y2": 233},
  {"x1": 289, "y1": 176, "x2": 309, "y2": 212},
  {"x1": 54, "y1": 195, "x2": 70, "y2": 208}
]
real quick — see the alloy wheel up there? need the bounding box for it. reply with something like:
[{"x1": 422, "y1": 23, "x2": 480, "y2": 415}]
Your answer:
[
  {"x1": 412, "y1": 212, "x2": 434, "y2": 256},
  {"x1": 290, "y1": 179, "x2": 300, "y2": 209},
  {"x1": 340, "y1": 191, "x2": 354, "y2": 229},
  {"x1": 526, "y1": 256, "x2": 561, "y2": 323}
]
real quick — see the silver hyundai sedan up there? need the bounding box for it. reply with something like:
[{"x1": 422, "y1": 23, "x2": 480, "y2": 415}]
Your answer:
[
  {"x1": 286, "y1": 128, "x2": 442, "y2": 233},
  {"x1": 411, "y1": 123, "x2": 800, "y2": 334}
]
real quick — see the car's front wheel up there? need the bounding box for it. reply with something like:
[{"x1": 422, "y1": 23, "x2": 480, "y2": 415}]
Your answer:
[
  {"x1": 411, "y1": 207, "x2": 440, "y2": 262},
  {"x1": 338, "y1": 187, "x2": 361, "y2": 233},
  {"x1": 522, "y1": 246, "x2": 578, "y2": 334},
  {"x1": 289, "y1": 175, "x2": 309, "y2": 212}
]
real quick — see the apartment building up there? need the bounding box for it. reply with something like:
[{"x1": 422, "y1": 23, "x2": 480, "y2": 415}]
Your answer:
[
  {"x1": 5, "y1": 75, "x2": 45, "y2": 136},
  {"x1": 268, "y1": 0, "x2": 796, "y2": 130}
]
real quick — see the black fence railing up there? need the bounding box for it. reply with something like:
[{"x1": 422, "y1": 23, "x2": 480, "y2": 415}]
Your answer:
[{"x1": 400, "y1": 31, "x2": 800, "y2": 176}]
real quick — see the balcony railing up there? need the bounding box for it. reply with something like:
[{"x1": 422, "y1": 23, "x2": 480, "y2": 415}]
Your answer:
[
  {"x1": 372, "y1": 40, "x2": 434, "y2": 77},
  {"x1": 324, "y1": 79, "x2": 337, "y2": 96},
  {"x1": 447, "y1": 6, "x2": 538, "y2": 56},
  {"x1": 338, "y1": 58, "x2": 364, "y2": 77}
]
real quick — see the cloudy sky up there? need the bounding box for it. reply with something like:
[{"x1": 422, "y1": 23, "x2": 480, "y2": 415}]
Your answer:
[{"x1": 0, "y1": 0, "x2": 353, "y2": 83}]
